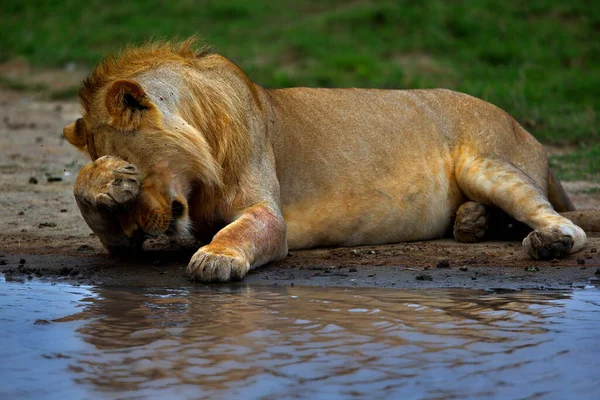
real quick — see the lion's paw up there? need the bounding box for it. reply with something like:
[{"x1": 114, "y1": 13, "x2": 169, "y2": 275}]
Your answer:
[
  {"x1": 76, "y1": 156, "x2": 141, "y2": 212},
  {"x1": 453, "y1": 201, "x2": 488, "y2": 243},
  {"x1": 523, "y1": 227, "x2": 573, "y2": 260},
  {"x1": 186, "y1": 247, "x2": 250, "y2": 283}
]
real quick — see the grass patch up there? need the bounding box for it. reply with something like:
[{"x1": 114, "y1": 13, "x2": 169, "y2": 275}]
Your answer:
[
  {"x1": 577, "y1": 187, "x2": 600, "y2": 195},
  {"x1": 1, "y1": 0, "x2": 598, "y2": 156},
  {"x1": 47, "y1": 86, "x2": 80, "y2": 100},
  {"x1": 550, "y1": 143, "x2": 600, "y2": 182},
  {"x1": 0, "y1": 76, "x2": 48, "y2": 92}
]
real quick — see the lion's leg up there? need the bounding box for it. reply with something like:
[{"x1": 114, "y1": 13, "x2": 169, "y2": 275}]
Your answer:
[
  {"x1": 186, "y1": 205, "x2": 288, "y2": 283},
  {"x1": 74, "y1": 156, "x2": 144, "y2": 253},
  {"x1": 455, "y1": 155, "x2": 587, "y2": 259},
  {"x1": 453, "y1": 201, "x2": 489, "y2": 243},
  {"x1": 454, "y1": 202, "x2": 533, "y2": 242}
]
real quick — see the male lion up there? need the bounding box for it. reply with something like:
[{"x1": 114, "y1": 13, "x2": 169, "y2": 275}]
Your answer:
[{"x1": 64, "y1": 39, "x2": 590, "y2": 282}]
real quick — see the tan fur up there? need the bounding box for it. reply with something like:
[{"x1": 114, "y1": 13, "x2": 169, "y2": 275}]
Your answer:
[{"x1": 65, "y1": 39, "x2": 595, "y2": 282}]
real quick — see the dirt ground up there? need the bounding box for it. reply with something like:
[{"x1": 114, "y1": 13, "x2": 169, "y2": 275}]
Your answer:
[{"x1": 1, "y1": 88, "x2": 599, "y2": 290}]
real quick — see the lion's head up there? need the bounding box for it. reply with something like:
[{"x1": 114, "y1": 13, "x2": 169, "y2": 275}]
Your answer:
[{"x1": 63, "y1": 39, "x2": 254, "y2": 237}]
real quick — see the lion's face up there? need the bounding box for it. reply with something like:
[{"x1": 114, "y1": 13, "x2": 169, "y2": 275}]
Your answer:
[
  {"x1": 64, "y1": 50, "x2": 251, "y2": 239},
  {"x1": 63, "y1": 79, "x2": 202, "y2": 238}
]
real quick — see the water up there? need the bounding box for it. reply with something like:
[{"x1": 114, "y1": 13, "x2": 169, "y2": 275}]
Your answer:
[{"x1": 1, "y1": 279, "x2": 599, "y2": 400}]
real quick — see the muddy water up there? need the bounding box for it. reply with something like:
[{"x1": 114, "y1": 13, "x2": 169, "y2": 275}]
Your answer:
[{"x1": 1, "y1": 280, "x2": 599, "y2": 400}]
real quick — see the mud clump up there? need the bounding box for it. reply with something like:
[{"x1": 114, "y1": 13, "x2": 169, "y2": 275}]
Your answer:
[
  {"x1": 4, "y1": 274, "x2": 25, "y2": 283},
  {"x1": 76, "y1": 245, "x2": 94, "y2": 252},
  {"x1": 436, "y1": 260, "x2": 450, "y2": 269},
  {"x1": 416, "y1": 274, "x2": 433, "y2": 281},
  {"x1": 28, "y1": 177, "x2": 38, "y2": 184},
  {"x1": 58, "y1": 267, "x2": 74, "y2": 276}
]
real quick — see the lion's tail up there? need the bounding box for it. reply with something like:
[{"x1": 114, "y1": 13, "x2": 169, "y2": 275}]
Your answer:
[
  {"x1": 548, "y1": 168, "x2": 575, "y2": 212},
  {"x1": 549, "y1": 168, "x2": 600, "y2": 232},
  {"x1": 560, "y1": 210, "x2": 600, "y2": 232}
]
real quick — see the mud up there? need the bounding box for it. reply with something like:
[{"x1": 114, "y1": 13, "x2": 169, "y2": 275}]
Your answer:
[{"x1": 1, "y1": 88, "x2": 599, "y2": 290}]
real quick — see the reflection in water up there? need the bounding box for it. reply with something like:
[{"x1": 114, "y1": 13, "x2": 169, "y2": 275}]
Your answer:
[{"x1": 1, "y1": 282, "x2": 599, "y2": 399}]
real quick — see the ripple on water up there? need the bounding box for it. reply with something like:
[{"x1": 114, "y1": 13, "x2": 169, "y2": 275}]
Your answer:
[{"x1": 1, "y1": 278, "x2": 599, "y2": 399}]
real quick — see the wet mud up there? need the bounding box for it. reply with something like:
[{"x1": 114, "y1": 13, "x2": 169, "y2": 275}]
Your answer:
[{"x1": 1, "y1": 234, "x2": 599, "y2": 289}]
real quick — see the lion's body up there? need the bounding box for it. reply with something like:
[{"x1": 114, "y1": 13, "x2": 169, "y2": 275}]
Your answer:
[
  {"x1": 64, "y1": 40, "x2": 590, "y2": 282},
  {"x1": 269, "y1": 88, "x2": 547, "y2": 248}
]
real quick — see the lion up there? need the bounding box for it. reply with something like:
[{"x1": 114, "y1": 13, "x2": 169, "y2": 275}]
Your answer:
[{"x1": 63, "y1": 39, "x2": 594, "y2": 282}]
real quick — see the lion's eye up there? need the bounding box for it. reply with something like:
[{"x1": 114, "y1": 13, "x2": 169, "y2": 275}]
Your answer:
[{"x1": 172, "y1": 200, "x2": 185, "y2": 220}]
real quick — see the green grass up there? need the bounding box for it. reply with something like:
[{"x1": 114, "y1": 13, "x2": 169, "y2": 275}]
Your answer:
[
  {"x1": 47, "y1": 86, "x2": 80, "y2": 100},
  {"x1": 0, "y1": 76, "x2": 48, "y2": 92},
  {"x1": 550, "y1": 143, "x2": 600, "y2": 182},
  {"x1": 577, "y1": 187, "x2": 600, "y2": 195},
  {"x1": 1, "y1": 0, "x2": 598, "y2": 179}
]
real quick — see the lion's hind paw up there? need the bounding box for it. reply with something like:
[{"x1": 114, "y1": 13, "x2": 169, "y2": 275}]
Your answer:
[
  {"x1": 523, "y1": 227, "x2": 573, "y2": 260},
  {"x1": 453, "y1": 201, "x2": 489, "y2": 243}
]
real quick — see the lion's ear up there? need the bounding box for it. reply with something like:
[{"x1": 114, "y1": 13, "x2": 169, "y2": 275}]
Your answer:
[
  {"x1": 63, "y1": 118, "x2": 87, "y2": 149},
  {"x1": 105, "y1": 79, "x2": 152, "y2": 130}
]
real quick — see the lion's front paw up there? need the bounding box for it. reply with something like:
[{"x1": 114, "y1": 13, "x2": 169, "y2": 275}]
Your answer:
[
  {"x1": 75, "y1": 156, "x2": 141, "y2": 212},
  {"x1": 523, "y1": 227, "x2": 573, "y2": 260},
  {"x1": 186, "y1": 247, "x2": 250, "y2": 283},
  {"x1": 96, "y1": 163, "x2": 140, "y2": 211}
]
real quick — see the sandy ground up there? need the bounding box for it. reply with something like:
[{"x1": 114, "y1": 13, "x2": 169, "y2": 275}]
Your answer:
[{"x1": 1, "y1": 88, "x2": 599, "y2": 289}]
